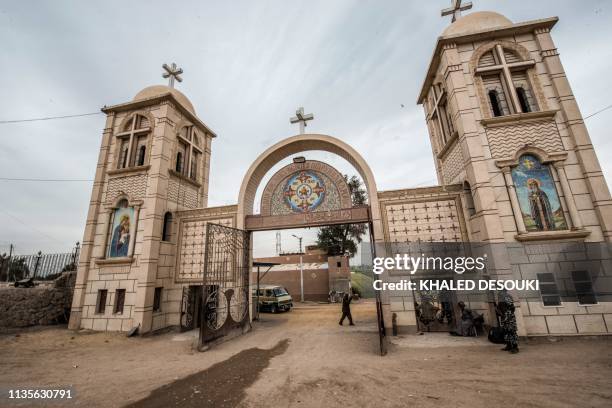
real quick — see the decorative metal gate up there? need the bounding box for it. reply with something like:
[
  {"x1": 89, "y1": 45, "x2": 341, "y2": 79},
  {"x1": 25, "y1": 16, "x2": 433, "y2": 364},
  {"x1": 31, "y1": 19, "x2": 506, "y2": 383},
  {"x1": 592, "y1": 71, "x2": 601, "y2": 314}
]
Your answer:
[
  {"x1": 413, "y1": 278, "x2": 458, "y2": 332},
  {"x1": 180, "y1": 286, "x2": 195, "y2": 331},
  {"x1": 180, "y1": 286, "x2": 203, "y2": 332},
  {"x1": 370, "y1": 222, "x2": 387, "y2": 356},
  {"x1": 198, "y1": 223, "x2": 250, "y2": 349}
]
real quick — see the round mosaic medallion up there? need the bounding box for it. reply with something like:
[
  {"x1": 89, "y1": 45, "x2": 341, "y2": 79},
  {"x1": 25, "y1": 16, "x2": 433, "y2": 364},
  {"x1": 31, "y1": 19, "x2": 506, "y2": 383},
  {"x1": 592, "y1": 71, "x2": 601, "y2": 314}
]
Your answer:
[{"x1": 283, "y1": 171, "x2": 326, "y2": 212}]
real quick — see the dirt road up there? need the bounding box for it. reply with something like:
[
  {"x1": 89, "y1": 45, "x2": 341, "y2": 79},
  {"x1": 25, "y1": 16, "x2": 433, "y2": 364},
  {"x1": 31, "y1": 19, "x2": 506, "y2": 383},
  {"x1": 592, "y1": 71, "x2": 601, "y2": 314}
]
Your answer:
[{"x1": 1, "y1": 301, "x2": 611, "y2": 407}]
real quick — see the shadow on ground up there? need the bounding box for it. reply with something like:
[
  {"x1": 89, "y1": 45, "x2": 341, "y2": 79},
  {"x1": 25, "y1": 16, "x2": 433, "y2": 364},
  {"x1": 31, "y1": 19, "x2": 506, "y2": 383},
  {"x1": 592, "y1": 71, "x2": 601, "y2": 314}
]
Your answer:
[{"x1": 125, "y1": 339, "x2": 290, "y2": 408}]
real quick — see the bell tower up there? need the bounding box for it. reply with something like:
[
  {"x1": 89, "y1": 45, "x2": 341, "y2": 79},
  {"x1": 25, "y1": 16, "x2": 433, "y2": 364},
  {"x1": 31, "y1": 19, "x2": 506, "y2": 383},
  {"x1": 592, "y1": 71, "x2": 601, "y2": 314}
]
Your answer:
[
  {"x1": 70, "y1": 66, "x2": 217, "y2": 333},
  {"x1": 418, "y1": 8, "x2": 612, "y2": 243}
]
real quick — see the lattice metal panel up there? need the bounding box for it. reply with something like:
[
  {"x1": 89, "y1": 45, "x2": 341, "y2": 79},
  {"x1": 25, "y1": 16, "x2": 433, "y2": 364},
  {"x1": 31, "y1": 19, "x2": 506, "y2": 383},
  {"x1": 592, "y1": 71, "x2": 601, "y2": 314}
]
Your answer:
[
  {"x1": 177, "y1": 217, "x2": 232, "y2": 282},
  {"x1": 385, "y1": 199, "x2": 464, "y2": 243}
]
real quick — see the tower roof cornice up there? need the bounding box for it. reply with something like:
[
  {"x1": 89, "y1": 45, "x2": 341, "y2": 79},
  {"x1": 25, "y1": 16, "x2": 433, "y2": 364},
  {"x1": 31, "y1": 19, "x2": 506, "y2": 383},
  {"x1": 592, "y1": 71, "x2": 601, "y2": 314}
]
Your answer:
[
  {"x1": 101, "y1": 91, "x2": 217, "y2": 138},
  {"x1": 417, "y1": 16, "x2": 558, "y2": 104}
]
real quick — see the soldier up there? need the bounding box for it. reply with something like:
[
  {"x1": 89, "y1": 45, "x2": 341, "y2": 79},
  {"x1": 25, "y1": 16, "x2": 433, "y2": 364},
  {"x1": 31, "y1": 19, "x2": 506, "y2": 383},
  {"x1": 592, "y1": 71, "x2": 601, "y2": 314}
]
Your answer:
[
  {"x1": 339, "y1": 293, "x2": 354, "y2": 326},
  {"x1": 497, "y1": 290, "x2": 519, "y2": 354}
]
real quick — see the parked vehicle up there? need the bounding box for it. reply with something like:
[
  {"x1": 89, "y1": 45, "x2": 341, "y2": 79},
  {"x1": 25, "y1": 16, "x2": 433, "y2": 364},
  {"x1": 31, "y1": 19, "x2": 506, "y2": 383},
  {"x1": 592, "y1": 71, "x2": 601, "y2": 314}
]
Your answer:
[{"x1": 253, "y1": 285, "x2": 293, "y2": 313}]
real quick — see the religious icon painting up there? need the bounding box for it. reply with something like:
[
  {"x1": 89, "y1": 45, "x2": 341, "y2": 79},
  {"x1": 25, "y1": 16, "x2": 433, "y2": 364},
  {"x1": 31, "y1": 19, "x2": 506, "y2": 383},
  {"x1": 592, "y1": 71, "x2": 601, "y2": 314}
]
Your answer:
[
  {"x1": 283, "y1": 171, "x2": 326, "y2": 213},
  {"x1": 511, "y1": 155, "x2": 567, "y2": 232},
  {"x1": 107, "y1": 199, "x2": 134, "y2": 258}
]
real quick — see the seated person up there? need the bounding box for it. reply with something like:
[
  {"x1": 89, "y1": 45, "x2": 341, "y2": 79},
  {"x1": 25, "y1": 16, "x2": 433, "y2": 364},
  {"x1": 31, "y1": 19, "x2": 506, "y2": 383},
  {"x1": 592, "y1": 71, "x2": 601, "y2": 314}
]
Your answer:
[
  {"x1": 418, "y1": 299, "x2": 440, "y2": 329},
  {"x1": 450, "y1": 301, "x2": 476, "y2": 336}
]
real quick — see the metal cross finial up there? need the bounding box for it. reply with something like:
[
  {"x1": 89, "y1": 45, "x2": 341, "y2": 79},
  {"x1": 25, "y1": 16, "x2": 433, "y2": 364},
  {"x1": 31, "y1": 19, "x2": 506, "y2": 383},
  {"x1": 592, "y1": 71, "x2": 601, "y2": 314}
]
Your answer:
[
  {"x1": 162, "y1": 62, "x2": 183, "y2": 88},
  {"x1": 441, "y1": 0, "x2": 473, "y2": 23},
  {"x1": 289, "y1": 107, "x2": 314, "y2": 134}
]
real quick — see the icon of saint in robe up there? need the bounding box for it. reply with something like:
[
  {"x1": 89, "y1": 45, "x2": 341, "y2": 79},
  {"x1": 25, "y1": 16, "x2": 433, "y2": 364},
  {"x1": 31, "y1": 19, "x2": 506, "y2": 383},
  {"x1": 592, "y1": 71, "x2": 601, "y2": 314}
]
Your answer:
[{"x1": 527, "y1": 178, "x2": 554, "y2": 231}]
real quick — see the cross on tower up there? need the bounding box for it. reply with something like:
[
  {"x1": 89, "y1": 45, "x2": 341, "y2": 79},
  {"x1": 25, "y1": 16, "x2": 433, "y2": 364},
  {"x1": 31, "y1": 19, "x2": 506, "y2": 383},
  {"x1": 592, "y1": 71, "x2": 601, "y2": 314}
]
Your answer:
[
  {"x1": 441, "y1": 0, "x2": 473, "y2": 23},
  {"x1": 290, "y1": 107, "x2": 314, "y2": 134},
  {"x1": 162, "y1": 62, "x2": 183, "y2": 88}
]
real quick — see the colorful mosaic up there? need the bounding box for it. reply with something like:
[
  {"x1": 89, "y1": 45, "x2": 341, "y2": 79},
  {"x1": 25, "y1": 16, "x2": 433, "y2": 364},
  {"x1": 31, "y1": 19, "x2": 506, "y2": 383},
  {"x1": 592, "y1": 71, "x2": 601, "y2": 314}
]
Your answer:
[
  {"x1": 107, "y1": 200, "x2": 134, "y2": 258},
  {"x1": 260, "y1": 160, "x2": 352, "y2": 217},
  {"x1": 283, "y1": 171, "x2": 326, "y2": 213},
  {"x1": 511, "y1": 154, "x2": 567, "y2": 232}
]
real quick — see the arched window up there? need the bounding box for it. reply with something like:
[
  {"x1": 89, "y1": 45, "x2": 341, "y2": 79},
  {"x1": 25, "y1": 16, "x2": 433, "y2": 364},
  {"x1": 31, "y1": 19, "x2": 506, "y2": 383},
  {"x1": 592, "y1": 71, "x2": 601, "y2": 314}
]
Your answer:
[
  {"x1": 175, "y1": 125, "x2": 203, "y2": 181},
  {"x1": 476, "y1": 44, "x2": 539, "y2": 116},
  {"x1": 162, "y1": 212, "x2": 172, "y2": 242},
  {"x1": 119, "y1": 144, "x2": 129, "y2": 169},
  {"x1": 511, "y1": 155, "x2": 567, "y2": 232},
  {"x1": 137, "y1": 145, "x2": 146, "y2": 166},
  {"x1": 488, "y1": 90, "x2": 502, "y2": 117},
  {"x1": 115, "y1": 113, "x2": 152, "y2": 170},
  {"x1": 516, "y1": 87, "x2": 531, "y2": 113},
  {"x1": 428, "y1": 82, "x2": 454, "y2": 148},
  {"x1": 176, "y1": 152, "x2": 183, "y2": 173},
  {"x1": 190, "y1": 158, "x2": 197, "y2": 180},
  {"x1": 463, "y1": 181, "x2": 476, "y2": 217}
]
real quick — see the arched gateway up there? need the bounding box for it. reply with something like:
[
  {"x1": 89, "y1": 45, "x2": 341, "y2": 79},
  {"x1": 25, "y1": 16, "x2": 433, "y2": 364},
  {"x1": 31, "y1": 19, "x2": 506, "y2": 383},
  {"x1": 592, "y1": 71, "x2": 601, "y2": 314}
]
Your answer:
[
  {"x1": 237, "y1": 134, "x2": 383, "y2": 238},
  {"x1": 71, "y1": 6, "x2": 612, "y2": 351}
]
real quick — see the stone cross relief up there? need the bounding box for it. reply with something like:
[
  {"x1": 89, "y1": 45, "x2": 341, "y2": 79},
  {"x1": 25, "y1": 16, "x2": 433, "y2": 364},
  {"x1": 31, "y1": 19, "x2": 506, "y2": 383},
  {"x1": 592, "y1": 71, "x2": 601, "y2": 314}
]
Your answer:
[
  {"x1": 290, "y1": 107, "x2": 314, "y2": 134},
  {"x1": 441, "y1": 0, "x2": 473, "y2": 23},
  {"x1": 162, "y1": 62, "x2": 183, "y2": 88}
]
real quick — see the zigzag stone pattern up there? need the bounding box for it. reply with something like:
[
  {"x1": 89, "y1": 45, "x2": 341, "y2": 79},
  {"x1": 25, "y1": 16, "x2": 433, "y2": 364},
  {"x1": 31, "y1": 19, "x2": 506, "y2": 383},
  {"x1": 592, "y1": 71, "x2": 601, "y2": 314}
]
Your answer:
[
  {"x1": 442, "y1": 142, "x2": 464, "y2": 184},
  {"x1": 486, "y1": 120, "x2": 564, "y2": 159},
  {"x1": 106, "y1": 174, "x2": 147, "y2": 204},
  {"x1": 168, "y1": 179, "x2": 199, "y2": 208}
]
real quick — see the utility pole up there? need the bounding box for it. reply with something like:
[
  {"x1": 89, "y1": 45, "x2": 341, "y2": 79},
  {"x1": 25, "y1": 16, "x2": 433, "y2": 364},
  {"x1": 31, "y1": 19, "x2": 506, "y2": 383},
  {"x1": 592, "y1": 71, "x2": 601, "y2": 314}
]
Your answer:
[
  {"x1": 33, "y1": 251, "x2": 42, "y2": 279},
  {"x1": 72, "y1": 242, "x2": 81, "y2": 267},
  {"x1": 6, "y1": 244, "x2": 13, "y2": 282},
  {"x1": 292, "y1": 234, "x2": 304, "y2": 302},
  {"x1": 275, "y1": 232, "x2": 282, "y2": 256}
]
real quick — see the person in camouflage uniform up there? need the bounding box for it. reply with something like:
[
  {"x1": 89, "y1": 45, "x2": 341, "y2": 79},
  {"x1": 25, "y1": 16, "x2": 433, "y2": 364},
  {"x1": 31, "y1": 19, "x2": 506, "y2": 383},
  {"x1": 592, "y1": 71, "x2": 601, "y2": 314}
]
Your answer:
[{"x1": 497, "y1": 290, "x2": 519, "y2": 353}]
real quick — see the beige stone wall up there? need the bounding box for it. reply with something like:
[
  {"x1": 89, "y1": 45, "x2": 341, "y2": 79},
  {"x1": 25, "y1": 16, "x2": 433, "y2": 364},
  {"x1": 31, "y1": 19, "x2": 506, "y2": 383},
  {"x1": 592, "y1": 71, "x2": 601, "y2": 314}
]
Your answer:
[
  {"x1": 377, "y1": 185, "x2": 470, "y2": 332},
  {"x1": 147, "y1": 205, "x2": 238, "y2": 331}
]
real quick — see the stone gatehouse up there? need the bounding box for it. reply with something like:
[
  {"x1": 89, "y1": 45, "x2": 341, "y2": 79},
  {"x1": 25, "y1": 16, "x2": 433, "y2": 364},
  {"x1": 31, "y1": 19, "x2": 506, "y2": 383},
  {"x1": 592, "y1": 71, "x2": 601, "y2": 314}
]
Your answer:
[{"x1": 69, "y1": 7, "x2": 612, "y2": 340}]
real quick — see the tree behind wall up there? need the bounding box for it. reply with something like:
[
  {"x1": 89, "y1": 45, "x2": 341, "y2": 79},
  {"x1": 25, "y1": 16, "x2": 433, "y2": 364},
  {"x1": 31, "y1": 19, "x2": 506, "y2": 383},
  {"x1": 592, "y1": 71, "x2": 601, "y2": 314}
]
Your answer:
[
  {"x1": 0, "y1": 255, "x2": 30, "y2": 282},
  {"x1": 316, "y1": 175, "x2": 367, "y2": 257}
]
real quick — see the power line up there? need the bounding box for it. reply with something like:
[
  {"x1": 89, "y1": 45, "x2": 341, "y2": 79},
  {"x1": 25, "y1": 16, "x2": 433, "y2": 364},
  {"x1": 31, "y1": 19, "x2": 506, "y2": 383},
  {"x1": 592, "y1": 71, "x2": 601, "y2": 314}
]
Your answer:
[
  {"x1": 0, "y1": 208, "x2": 65, "y2": 245},
  {"x1": 0, "y1": 177, "x2": 93, "y2": 182},
  {"x1": 584, "y1": 104, "x2": 612, "y2": 120},
  {"x1": 0, "y1": 111, "x2": 102, "y2": 124},
  {"x1": 0, "y1": 99, "x2": 609, "y2": 126}
]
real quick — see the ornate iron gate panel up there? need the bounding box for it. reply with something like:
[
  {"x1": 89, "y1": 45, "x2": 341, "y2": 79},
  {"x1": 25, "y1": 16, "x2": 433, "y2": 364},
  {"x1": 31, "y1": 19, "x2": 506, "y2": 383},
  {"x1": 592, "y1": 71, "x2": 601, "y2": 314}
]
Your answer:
[
  {"x1": 370, "y1": 222, "x2": 387, "y2": 356},
  {"x1": 413, "y1": 278, "x2": 458, "y2": 332},
  {"x1": 198, "y1": 223, "x2": 250, "y2": 349},
  {"x1": 180, "y1": 286, "x2": 199, "y2": 331}
]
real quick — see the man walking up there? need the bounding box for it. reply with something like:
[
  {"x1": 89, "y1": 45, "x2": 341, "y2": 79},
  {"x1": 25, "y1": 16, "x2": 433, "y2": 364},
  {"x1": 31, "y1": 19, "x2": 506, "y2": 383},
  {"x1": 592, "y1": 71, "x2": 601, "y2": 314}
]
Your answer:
[{"x1": 339, "y1": 293, "x2": 354, "y2": 326}]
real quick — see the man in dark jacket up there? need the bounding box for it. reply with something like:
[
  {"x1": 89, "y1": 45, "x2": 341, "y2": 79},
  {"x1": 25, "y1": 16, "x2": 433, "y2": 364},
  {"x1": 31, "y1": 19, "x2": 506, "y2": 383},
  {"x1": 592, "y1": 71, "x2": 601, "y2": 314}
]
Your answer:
[
  {"x1": 497, "y1": 290, "x2": 519, "y2": 353},
  {"x1": 339, "y1": 293, "x2": 354, "y2": 326}
]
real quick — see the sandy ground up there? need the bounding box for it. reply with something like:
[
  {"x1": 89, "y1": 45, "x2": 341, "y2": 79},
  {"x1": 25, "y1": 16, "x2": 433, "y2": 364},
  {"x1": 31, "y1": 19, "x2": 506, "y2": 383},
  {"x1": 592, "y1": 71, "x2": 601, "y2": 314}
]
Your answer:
[{"x1": 1, "y1": 300, "x2": 611, "y2": 408}]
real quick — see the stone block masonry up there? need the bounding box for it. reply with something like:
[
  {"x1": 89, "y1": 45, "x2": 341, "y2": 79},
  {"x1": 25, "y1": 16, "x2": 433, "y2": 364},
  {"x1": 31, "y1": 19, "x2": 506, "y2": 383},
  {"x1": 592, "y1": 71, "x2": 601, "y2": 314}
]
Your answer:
[{"x1": 0, "y1": 272, "x2": 76, "y2": 328}]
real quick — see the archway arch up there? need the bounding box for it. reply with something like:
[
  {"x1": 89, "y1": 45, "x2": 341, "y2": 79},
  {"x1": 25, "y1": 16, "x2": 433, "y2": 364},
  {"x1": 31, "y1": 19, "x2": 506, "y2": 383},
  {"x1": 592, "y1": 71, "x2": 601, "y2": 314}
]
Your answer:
[{"x1": 237, "y1": 134, "x2": 383, "y2": 241}]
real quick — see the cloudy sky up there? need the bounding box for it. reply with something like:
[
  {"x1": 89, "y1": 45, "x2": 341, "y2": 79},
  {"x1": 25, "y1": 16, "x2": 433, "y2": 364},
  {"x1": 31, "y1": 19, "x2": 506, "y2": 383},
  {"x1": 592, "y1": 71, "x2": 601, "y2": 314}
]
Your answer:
[{"x1": 0, "y1": 0, "x2": 610, "y2": 257}]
